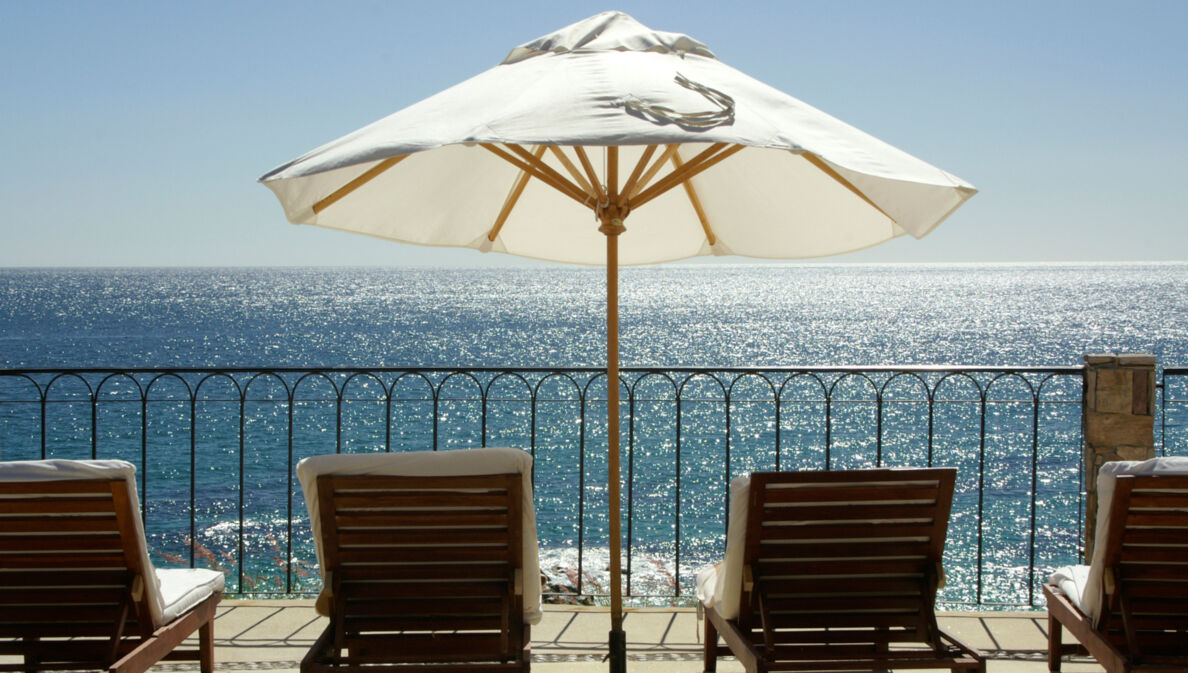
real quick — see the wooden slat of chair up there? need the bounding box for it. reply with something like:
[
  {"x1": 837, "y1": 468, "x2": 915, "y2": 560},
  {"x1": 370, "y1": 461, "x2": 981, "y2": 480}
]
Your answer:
[
  {"x1": 338, "y1": 510, "x2": 511, "y2": 527},
  {"x1": 761, "y1": 502, "x2": 941, "y2": 521},
  {"x1": 304, "y1": 472, "x2": 529, "y2": 673},
  {"x1": 758, "y1": 520, "x2": 936, "y2": 540},
  {"x1": 0, "y1": 476, "x2": 219, "y2": 673},
  {"x1": 339, "y1": 563, "x2": 512, "y2": 582},
  {"x1": 704, "y1": 468, "x2": 985, "y2": 673},
  {"x1": 766, "y1": 628, "x2": 915, "y2": 645},
  {"x1": 0, "y1": 515, "x2": 119, "y2": 533},
  {"x1": 346, "y1": 633, "x2": 508, "y2": 657},
  {"x1": 341, "y1": 581, "x2": 511, "y2": 600},
  {"x1": 762, "y1": 539, "x2": 935, "y2": 557},
  {"x1": 344, "y1": 597, "x2": 508, "y2": 616}
]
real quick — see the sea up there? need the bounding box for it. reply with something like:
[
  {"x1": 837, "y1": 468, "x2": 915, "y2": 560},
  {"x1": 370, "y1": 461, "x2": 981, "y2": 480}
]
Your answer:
[{"x1": 2, "y1": 263, "x2": 1187, "y2": 606}]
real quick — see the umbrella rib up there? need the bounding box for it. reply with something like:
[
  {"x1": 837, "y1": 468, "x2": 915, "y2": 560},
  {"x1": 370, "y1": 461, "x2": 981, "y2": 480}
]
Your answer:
[
  {"x1": 670, "y1": 151, "x2": 717, "y2": 246},
  {"x1": 606, "y1": 146, "x2": 619, "y2": 205},
  {"x1": 617, "y1": 145, "x2": 658, "y2": 209},
  {"x1": 488, "y1": 145, "x2": 546, "y2": 242},
  {"x1": 630, "y1": 143, "x2": 744, "y2": 210},
  {"x1": 481, "y1": 144, "x2": 589, "y2": 206},
  {"x1": 311, "y1": 155, "x2": 408, "y2": 215},
  {"x1": 547, "y1": 147, "x2": 596, "y2": 198},
  {"x1": 572, "y1": 147, "x2": 608, "y2": 204},
  {"x1": 625, "y1": 144, "x2": 680, "y2": 201},
  {"x1": 802, "y1": 152, "x2": 893, "y2": 220},
  {"x1": 505, "y1": 143, "x2": 595, "y2": 207}
]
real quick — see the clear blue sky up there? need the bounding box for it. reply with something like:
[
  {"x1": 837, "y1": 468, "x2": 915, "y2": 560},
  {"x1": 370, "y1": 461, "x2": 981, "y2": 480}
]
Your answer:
[{"x1": 2, "y1": 1, "x2": 1184, "y2": 267}]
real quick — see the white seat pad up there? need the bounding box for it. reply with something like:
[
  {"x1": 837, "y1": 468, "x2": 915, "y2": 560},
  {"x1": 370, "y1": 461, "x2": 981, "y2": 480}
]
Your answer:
[
  {"x1": 694, "y1": 475, "x2": 750, "y2": 620},
  {"x1": 1048, "y1": 564, "x2": 1090, "y2": 613},
  {"x1": 157, "y1": 568, "x2": 226, "y2": 624}
]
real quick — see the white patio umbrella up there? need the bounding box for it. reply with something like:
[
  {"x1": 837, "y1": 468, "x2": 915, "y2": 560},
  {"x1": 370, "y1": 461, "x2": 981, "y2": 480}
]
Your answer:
[{"x1": 260, "y1": 11, "x2": 976, "y2": 670}]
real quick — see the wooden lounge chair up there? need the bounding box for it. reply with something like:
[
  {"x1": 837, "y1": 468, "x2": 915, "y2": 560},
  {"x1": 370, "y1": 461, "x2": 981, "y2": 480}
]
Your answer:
[
  {"x1": 1044, "y1": 457, "x2": 1188, "y2": 673},
  {"x1": 296, "y1": 448, "x2": 540, "y2": 673},
  {"x1": 0, "y1": 459, "x2": 224, "y2": 673},
  {"x1": 698, "y1": 467, "x2": 985, "y2": 673}
]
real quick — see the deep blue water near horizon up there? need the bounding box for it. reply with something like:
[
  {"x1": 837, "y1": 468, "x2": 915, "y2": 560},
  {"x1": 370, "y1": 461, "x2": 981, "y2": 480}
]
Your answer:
[{"x1": 2, "y1": 263, "x2": 1187, "y2": 606}]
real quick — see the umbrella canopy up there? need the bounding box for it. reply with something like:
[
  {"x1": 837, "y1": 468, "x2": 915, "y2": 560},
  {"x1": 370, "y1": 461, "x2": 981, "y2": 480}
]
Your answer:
[
  {"x1": 261, "y1": 11, "x2": 974, "y2": 265},
  {"x1": 260, "y1": 11, "x2": 976, "y2": 671}
]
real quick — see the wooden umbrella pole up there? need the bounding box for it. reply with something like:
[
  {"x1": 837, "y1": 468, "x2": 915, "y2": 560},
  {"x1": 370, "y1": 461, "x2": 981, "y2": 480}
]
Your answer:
[{"x1": 600, "y1": 212, "x2": 627, "y2": 673}]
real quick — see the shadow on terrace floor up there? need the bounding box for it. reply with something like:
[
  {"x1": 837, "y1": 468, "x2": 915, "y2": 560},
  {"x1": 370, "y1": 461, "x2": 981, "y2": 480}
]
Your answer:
[{"x1": 115, "y1": 600, "x2": 1109, "y2": 673}]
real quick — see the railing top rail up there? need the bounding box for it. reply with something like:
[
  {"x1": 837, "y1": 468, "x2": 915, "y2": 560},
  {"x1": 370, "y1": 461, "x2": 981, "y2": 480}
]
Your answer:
[{"x1": 0, "y1": 365, "x2": 1086, "y2": 375}]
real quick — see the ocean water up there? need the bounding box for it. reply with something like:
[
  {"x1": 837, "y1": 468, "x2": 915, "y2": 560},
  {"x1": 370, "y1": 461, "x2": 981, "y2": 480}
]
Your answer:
[
  {"x1": 3, "y1": 263, "x2": 1188, "y2": 370},
  {"x1": 2, "y1": 263, "x2": 1187, "y2": 605}
]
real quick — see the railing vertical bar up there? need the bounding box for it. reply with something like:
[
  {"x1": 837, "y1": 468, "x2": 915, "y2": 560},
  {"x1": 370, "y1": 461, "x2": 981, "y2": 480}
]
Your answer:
[
  {"x1": 529, "y1": 381, "x2": 537, "y2": 483},
  {"x1": 432, "y1": 382, "x2": 440, "y2": 452},
  {"x1": 90, "y1": 390, "x2": 97, "y2": 460},
  {"x1": 140, "y1": 394, "x2": 147, "y2": 522},
  {"x1": 286, "y1": 385, "x2": 295, "y2": 593},
  {"x1": 238, "y1": 386, "x2": 246, "y2": 594},
  {"x1": 674, "y1": 378, "x2": 693, "y2": 548},
  {"x1": 824, "y1": 391, "x2": 834, "y2": 466},
  {"x1": 723, "y1": 380, "x2": 731, "y2": 488},
  {"x1": 39, "y1": 392, "x2": 47, "y2": 460},
  {"x1": 335, "y1": 383, "x2": 344, "y2": 454},
  {"x1": 976, "y1": 393, "x2": 987, "y2": 605},
  {"x1": 927, "y1": 383, "x2": 936, "y2": 467},
  {"x1": 774, "y1": 376, "x2": 782, "y2": 472},
  {"x1": 1160, "y1": 372, "x2": 1167, "y2": 458},
  {"x1": 876, "y1": 388, "x2": 884, "y2": 467},
  {"x1": 190, "y1": 393, "x2": 197, "y2": 569},
  {"x1": 1028, "y1": 385, "x2": 1040, "y2": 606},
  {"x1": 481, "y1": 377, "x2": 488, "y2": 448},
  {"x1": 626, "y1": 381, "x2": 636, "y2": 597},
  {"x1": 577, "y1": 388, "x2": 587, "y2": 596},
  {"x1": 1078, "y1": 372, "x2": 1087, "y2": 556},
  {"x1": 385, "y1": 379, "x2": 393, "y2": 453}
]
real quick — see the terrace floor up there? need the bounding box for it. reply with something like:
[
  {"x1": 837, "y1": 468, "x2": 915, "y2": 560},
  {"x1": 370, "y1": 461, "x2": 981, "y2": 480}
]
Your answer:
[{"x1": 147, "y1": 600, "x2": 1105, "y2": 672}]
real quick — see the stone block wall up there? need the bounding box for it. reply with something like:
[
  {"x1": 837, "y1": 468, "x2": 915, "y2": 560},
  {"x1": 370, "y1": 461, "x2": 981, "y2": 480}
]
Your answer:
[{"x1": 1082, "y1": 353, "x2": 1156, "y2": 560}]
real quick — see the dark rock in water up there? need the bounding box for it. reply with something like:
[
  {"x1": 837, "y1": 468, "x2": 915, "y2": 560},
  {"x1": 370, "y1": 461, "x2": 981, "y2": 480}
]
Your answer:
[{"x1": 541, "y1": 566, "x2": 595, "y2": 606}]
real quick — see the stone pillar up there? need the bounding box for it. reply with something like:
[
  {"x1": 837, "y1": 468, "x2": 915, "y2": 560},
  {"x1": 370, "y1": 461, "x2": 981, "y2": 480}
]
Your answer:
[{"x1": 1082, "y1": 353, "x2": 1156, "y2": 560}]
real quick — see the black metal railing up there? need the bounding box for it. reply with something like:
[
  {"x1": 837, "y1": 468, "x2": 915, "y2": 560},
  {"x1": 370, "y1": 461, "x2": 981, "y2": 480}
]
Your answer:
[
  {"x1": 0, "y1": 365, "x2": 1095, "y2": 607},
  {"x1": 1161, "y1": 368, "x2": 1188, "y2": 458}
]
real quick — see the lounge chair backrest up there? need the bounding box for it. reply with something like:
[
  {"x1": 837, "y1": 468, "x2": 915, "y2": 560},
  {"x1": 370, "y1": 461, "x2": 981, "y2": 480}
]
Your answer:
[
  {"x1": 737, "y1": 468, "x2": 956, "y2": 644},
  {"x1": 1089, "y1": 469, "x2": 1188, "y2": 655},
  {"x1": 296, "y1": 447, "x2": 541, "y2": 625},
  {"x1": 1083, "y1": 457, "x2": 1188, "y2": 623},
  {"x1": 317, "y1": 472, "x2": 525, "y2": 664},
  {"x1": 0, "y1": 459, "x2": 170, "y2": 633}
]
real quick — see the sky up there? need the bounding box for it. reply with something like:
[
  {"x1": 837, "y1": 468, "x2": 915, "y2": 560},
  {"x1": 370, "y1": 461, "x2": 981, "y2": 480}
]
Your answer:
[{"x1": 1, "y1": 1, "x2": 1185, "y2": 267}]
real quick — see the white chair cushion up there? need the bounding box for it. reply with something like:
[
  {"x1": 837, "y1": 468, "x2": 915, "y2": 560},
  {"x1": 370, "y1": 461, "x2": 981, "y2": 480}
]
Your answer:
[
  {"x1": 1048, "y1": 564, "x2": 1091, "y2": 613},
  {"x1": 157, "y1": 568, "x2": 226, "y2": 624},
  {"x1": 694, "y1": 474, "x2": 750, "y2": 620},
  {"x1": 296, "y1": 447, "x2": 541, "y2": 625}
]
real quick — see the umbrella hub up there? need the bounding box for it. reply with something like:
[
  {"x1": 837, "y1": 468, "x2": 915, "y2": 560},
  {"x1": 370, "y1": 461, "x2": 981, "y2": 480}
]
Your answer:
[{"x1": 597, "y1": 210, "x2": 628, "y2": 237}]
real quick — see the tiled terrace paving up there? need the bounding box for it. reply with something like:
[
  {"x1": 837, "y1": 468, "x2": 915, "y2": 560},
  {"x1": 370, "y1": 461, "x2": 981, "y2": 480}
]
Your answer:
[{"x1": 129, "y1": 600, "x2": 1105, "y2": 673}]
